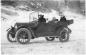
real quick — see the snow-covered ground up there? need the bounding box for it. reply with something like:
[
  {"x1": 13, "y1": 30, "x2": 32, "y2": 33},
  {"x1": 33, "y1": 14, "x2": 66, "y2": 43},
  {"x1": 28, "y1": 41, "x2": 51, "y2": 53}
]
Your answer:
[{"x1": 1, "y1": 6, "x2": 86, "y2": 55}]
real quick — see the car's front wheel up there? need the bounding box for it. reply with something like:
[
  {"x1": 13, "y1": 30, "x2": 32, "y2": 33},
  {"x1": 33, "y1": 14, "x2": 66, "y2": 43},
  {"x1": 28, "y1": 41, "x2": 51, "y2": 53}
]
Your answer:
[
  {"x1": 15, "y1": 28, "x2": 32, "y2": 44},
  {"x1": 59, "y1": 28, "x2": 69, "y2": 42},
  {"x1": 7, "y1": 30, "x2": 16, "y2": 42},
  {"x1": 45, "y1": 37, "x2": 55, "y2": 41}
]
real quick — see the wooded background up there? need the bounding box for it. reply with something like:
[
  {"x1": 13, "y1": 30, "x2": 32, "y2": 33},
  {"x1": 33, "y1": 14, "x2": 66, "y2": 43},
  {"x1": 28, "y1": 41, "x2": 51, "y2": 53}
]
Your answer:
[{"x1": 1, "y1": 0, "x2": 85, "y2": 15}]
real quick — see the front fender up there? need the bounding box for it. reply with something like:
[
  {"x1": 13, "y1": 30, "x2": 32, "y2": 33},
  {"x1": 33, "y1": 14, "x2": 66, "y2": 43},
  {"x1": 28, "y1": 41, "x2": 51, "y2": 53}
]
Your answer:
[
  {"x1": 7, "y1": 27, "x2": 16, "y2": 34},
  {"x1": 17, "y1": 26, "x2": 36, "y2": 39}
]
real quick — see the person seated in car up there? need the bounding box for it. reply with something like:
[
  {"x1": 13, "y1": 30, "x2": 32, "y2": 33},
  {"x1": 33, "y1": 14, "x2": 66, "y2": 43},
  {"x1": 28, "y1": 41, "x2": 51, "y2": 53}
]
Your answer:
[
  {"x1": 38, "y1": 14, "x2": 46, "y2": 23},
  {"x1": 60, "y1": 15, "x2": 67, "y2": 22},
  {"x1": 53, "y1": 17, "x2": 58, "y2": 21},
  {"x1": 59, "y1": 12, "x2": 67, "y2": 22},
  {"x1": 52, "y1": 17, "x2": 58, "y2": 23},
  {"x1": 59, "y1": 12, "x2": 68, "y2": 26}
]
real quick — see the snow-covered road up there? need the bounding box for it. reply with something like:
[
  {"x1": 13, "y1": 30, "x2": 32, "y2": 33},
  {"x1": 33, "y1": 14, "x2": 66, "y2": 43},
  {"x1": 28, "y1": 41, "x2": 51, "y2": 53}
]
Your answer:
[{"x1": 1, "y1": 38, "x2": 85, "y2": 55}]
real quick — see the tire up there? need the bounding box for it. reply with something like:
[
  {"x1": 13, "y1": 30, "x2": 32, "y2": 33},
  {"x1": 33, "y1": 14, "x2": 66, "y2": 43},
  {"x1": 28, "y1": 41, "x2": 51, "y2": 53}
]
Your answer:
[
  {"x1": 45, "y1": 37, "x2": 55, "y2": 41},
  {"x1": 59, "y1": 28, "x2": 69, "y2": 42},
  {"x1": 15, "y1": 28, "x2": 31, "y2": 44},
  {"x1": 7, "y1": 30, "x2": 16, "y2": 42}
]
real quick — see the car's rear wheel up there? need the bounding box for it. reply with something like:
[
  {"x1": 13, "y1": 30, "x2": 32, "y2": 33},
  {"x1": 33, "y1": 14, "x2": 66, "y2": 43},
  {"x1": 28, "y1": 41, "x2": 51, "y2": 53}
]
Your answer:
[
  {"x1": 45, "y1": 37, "x2": 55, "y2": 41},
  {"x1": 7, "y1": 30, "x2": 16, "y2": 42},
  {"x1": 15, "y1": 28, "x2": 32, "y2": 44},
  {"x1": 59, "y1": 28, "x2": 69, "y2": 42}
]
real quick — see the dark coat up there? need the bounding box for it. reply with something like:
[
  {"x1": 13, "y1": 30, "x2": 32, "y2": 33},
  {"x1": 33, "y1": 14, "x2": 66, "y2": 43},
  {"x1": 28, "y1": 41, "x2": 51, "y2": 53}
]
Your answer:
[
  {"x1": 38, "y1": 17, "x2": 46, "y2": 23},
  {"x1": 60, "y1": 16, "x2": 67, "y2": 22}
]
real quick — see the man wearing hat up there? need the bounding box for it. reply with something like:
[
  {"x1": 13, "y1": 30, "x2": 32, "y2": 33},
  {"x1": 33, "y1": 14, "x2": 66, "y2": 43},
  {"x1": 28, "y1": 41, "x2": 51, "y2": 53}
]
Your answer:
[{"x1": 38, "y1": 14, "x2": 46, "y2": 23}]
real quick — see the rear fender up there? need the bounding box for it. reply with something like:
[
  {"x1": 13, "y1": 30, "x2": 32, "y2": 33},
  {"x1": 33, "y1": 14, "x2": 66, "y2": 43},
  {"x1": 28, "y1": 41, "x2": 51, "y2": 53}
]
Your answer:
[
  {"x1": 59, "y1": 27, "x2": 71, "y2": 36},
  {"x1": 56, "y1": 27, "x2": 70, "y2": 36},
  {"x1": 56, "y1": 27, "x2": 64, "y2": 36}
]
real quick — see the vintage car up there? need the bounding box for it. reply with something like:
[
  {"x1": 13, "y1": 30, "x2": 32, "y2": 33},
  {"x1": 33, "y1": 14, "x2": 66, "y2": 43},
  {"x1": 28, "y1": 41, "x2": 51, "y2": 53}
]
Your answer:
[{"x1": 7, "y1": 15, "x2": 73, "y2": 44}]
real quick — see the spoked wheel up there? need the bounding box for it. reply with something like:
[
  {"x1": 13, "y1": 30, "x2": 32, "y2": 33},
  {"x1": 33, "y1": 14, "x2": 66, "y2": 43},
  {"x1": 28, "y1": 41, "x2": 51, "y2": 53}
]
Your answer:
[
  {"x1": 16, "y1": 28, "x2": 31, "y2": 44},
  {"x1": 59, "y1": 28, "x2": 69, "y2": 42},
  {"x1": 7, "y1": 30, "x2": 16, "y2": 42},
  {"x1": 45, "y1": 37, "x2": 55, "y2": 41}
]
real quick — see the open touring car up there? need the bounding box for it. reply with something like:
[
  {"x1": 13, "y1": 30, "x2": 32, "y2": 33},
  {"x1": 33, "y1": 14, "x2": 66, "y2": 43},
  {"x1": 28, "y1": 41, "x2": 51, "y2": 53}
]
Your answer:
[{"x1": 7, "y1": 15, "x2": 73, "y2": 44}]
